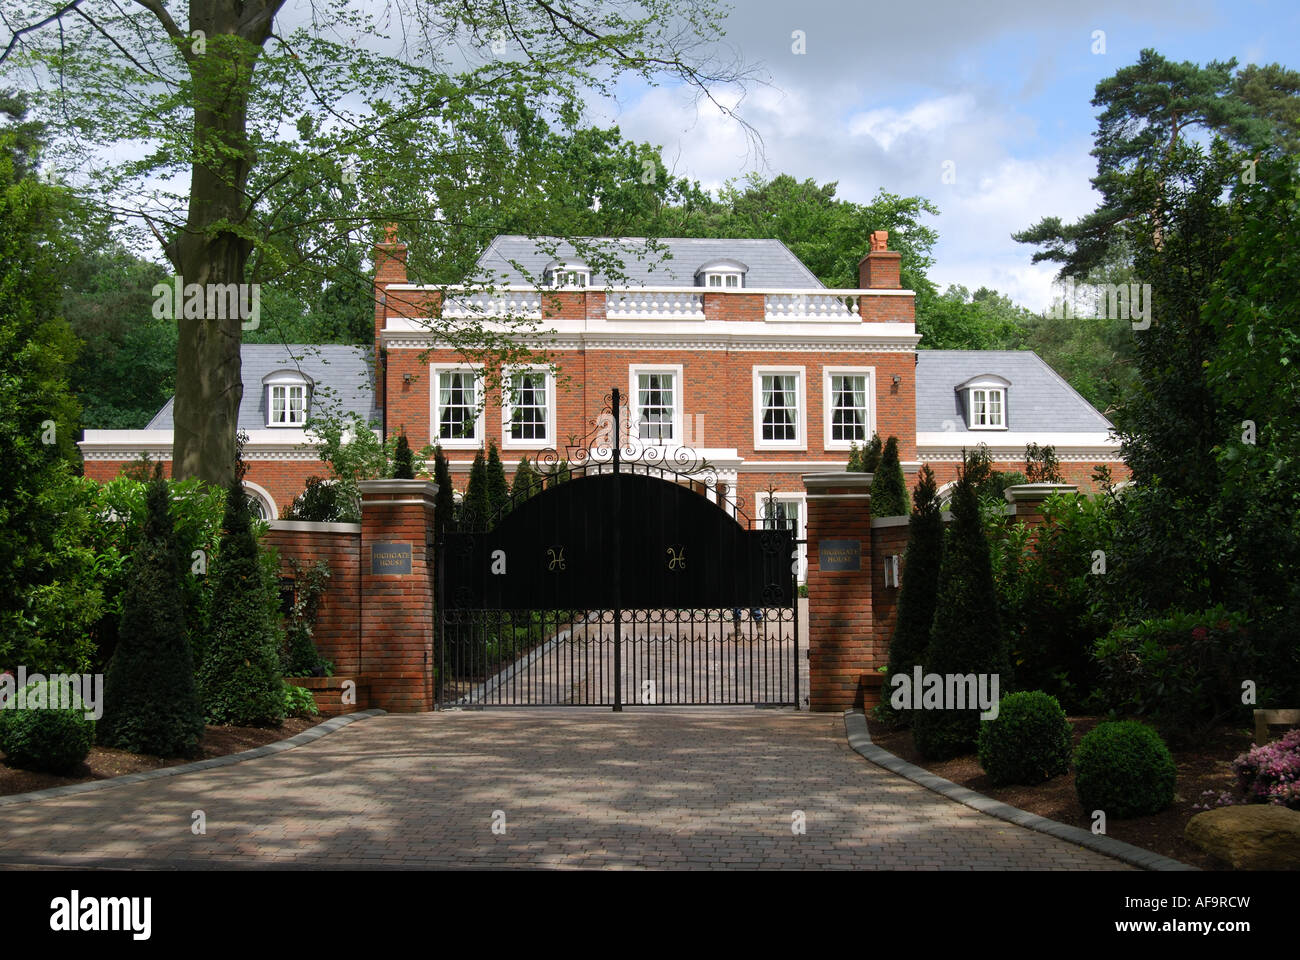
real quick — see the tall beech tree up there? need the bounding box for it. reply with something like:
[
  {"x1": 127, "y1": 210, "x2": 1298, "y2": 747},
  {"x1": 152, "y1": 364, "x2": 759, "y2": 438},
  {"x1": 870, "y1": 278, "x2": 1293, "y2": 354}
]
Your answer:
[{"x1": 0, "y1": 0, "x2": 747, "y2": 488}]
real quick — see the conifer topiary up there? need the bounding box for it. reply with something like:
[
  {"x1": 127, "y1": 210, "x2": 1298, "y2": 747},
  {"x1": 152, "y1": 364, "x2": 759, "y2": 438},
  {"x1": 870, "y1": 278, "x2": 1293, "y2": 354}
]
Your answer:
[
  {"x1": 98, "y1": 477, "x2": 205, "y2": 756},
  {"x1": 463, "y1": 448, "x2": 489, "y2": 530},
  {"x1": 870, "y1": 435, "x2": 909, "y2": 517},
  {"x1": 861, "y1": 432, "x2": 883, "y2": 473},
  {"x1": 197, "y1": 480, "x2": 285, "y2": 727},
  {"x1": 512, "y1": 456, "x2": 538, "y2": 501},
  {"x1": 392, "y1": 433, "x2": 415, "y2": 479},
  {"x1": 486, "y1": 440, "x2": 509, "y2": 519},
  {"x1": 912, "y1": 454, "x2": 1011, "y2": 760},
  {"x1": 432, "y1": 445, "x2": 455, "y2": 544},
  {"x1": 883, "y1": 466, "x2": 944, "y2": 719}
]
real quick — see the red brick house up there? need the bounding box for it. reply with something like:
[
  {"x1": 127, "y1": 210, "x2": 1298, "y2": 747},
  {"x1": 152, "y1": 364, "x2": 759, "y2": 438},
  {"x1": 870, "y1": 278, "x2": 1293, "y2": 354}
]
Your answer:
[{"x1": 80, "y1": 229, "x2": 1127, "y2": 544}]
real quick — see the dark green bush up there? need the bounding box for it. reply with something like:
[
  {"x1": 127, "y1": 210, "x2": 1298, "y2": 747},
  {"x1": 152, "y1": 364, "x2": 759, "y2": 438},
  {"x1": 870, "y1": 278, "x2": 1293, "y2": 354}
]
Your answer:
[
  {"x1": 1074, "y1": 720, "x2": 1176, "y2": 819},
  {"x1": 283, "y1": 476, "x2": 350, "y2": 523},
  {"x1": 99, "y1": 477, "x2": 205, "y2": 756},
  {"x1": 976, "y1": 691, "x2": 1072, "y2": 786},
  {"x1": 1092, "y1": 605, "x2": 1256, "y2": 743},
  {"x1": 913, "y1": 456, "x2": 1011, "y2": 760},
  {"x1": 0, "y1": 681, "x2": 95, "y2": 773},
  {"x1": 869, "y1": 436, "x2": 908, "y2": 517},
  {"x1": 198, "y1": 480, "x2": 285, "y2": 727}
]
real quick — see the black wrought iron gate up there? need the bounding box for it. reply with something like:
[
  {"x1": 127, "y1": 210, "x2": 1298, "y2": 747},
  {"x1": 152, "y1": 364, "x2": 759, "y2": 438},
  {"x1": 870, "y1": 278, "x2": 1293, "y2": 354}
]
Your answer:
[{"x1": 435, "y1": 389, "x2": 799, "y2": 710}]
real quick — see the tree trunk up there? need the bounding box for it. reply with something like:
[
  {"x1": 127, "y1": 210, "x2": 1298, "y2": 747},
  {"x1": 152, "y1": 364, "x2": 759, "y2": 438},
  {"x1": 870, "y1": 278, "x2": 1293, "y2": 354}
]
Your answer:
[{"x1": 169, "y1": 0, "x2": 281, "y2": 488}]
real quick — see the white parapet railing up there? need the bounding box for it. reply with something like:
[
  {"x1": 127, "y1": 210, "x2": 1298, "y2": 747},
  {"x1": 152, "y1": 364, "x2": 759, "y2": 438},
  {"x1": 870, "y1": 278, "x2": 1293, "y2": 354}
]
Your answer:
[
  {"x1": 605, "y1": 289, "x2": 706, "y2": 320},
  {"x1": 763, "y1": 292, "x2": 860, "y2": 321},
  {"x1": 441, "y1": 289, "x2": 543, "y2": 319}
]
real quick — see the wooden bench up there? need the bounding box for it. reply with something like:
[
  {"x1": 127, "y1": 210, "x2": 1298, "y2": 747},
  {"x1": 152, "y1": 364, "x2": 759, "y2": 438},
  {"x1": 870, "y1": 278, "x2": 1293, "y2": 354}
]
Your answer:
[{"x1": 1254, "y1": 708, "x2": 1300, "y2": 745}]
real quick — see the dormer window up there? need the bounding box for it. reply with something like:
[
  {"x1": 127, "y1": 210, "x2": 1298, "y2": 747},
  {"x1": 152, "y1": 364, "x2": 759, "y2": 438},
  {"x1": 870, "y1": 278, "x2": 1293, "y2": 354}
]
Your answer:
[
  {"x1": 263, "y1": 370, "x2": 313, "y2": 427},
  {"x1": 958, "y1": 375, "x2": 1010, "y2": 430},
  {"x1": 543, "y1": 261, "x2": 590, "y2": 288},
  {"x1": 694, "y1": 258, "x2": 748, "y2": 289}
]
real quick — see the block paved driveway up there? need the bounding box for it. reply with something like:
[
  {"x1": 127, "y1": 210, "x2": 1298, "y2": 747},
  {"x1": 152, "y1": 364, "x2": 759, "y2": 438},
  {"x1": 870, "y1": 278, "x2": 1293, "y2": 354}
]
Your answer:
[{"x1": 0, "y1": 710, "x2": 1129, "y2": 870}]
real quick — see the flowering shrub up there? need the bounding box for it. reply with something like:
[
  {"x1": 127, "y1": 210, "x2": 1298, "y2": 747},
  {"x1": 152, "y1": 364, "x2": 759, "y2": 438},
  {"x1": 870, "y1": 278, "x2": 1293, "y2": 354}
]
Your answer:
[{"x1": 1193, "y1": 730, "x2": 1300, "y2": 811}]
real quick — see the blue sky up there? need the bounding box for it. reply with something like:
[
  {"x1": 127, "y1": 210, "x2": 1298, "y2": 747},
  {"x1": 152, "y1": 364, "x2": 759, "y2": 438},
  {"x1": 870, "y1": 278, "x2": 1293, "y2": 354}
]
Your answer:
[{"x1": 587, "y1": 0, "x2": 1299, "y2": 308}]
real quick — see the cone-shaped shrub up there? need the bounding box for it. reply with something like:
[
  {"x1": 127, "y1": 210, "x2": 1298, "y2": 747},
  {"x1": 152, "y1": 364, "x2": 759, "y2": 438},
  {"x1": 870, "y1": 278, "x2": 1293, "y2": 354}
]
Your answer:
[
  {"x1": 197, "y1": 480, "x2": 285, "y2": 726},
  {"x1": 432, "y1": 445, "x2": 454, "y2": 545},
  {"x1": 486, "y1": 440, "x2": 509, "y2": 519},
  {"x1": 98, "y1": 477, "x2": 204, "y2": 756},
  {"x1": 463, "y1": 449, "x2": 489, "y2": 530},
  {"x1": 870, "y1": 436, "x2": 908, "y2": 517},
  {"x1": 512, "y1": 456, "x2": 538, "y2": 501},
  {"x1": 392, "y1": 433, "x2": 415, "y2": 479},
  {"x1": 912, "y1": 458, "x2": 1011, "y2": 760},
  {"x1": 861, "y1": 433, "x2": 883, "y2": 473},
  {"x1": 883, "y1": 466, "x2": 944, "y2": 717}
]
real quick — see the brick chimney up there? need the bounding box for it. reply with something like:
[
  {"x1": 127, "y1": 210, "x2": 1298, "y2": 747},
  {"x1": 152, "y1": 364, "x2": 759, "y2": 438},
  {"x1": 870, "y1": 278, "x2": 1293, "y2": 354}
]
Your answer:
[
  {"x1": 373, "y1": 225, "x2": 408, "y2": 412},
  {"x1": 858, "y1": 230, "x2": 901, "y2": 289}
]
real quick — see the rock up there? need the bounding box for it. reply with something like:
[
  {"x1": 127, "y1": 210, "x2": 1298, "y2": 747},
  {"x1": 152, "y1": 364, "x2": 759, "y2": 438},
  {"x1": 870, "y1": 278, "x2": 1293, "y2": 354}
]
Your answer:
[{"x1": 1185, "y1": 805, "x2": 1300, "y2": 870}]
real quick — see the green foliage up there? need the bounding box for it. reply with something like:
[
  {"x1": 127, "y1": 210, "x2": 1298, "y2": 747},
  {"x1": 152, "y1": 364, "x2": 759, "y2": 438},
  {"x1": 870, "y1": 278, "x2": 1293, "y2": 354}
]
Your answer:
[
  {"x1": 98, "y1": 478, "x2": 204, "y2": 756},
  {"x1": 512, "y1": 456, "x2": 539, "y2": 501},
  {"x1": 0, "y1": 680, "x2": 95, "y2": 774},
  {"x1": 281, "y1": 560, "x2": 331, "y2": 677},
  {"x1": 846, "y1": 442, "x2": 863, "y2": 473},
  {"x1": 485, "y1": 440, "x2": 510, "y2": 519},
  {"x1": 976, "y1": 691, "x2": 1072, "y2": 786},
  {"x1": 913, "y1": 456, "x2": 1011, "y2": 760},
  {"x1": 0, "y1": 127, "x2": 99, "y2": 674},
  {"x1": 1092, "y1": 606, "x2": 1257, "y2": 744},
  {"x1": 918, "y1": 285, "x2": 1030, "y2": 350},
  {"x1": 988, "y1": 492, "x2": 1115, "y2": 709},
  {"x1": 1024, "y1": 444, "x2": 1063, "y2": 483},
  {"x1": 198, "y1": 481, "x2": 285, "y2": 727},
  {"x1": 1074, "y1": 720, "x2": 1176, "y2": 819},
  {"x1": 884, "y1": 466, "x2": 945, "y2": 715},
  {"x1": 282, "y1": 682, "x2": 320, "y2": 719},
  {"x1": 869, "y1": 436, "x2": 908, "y2": 517},
  {"x1": 432, "y1": 446, "x2": 455, "y2": 549},
  {"x1": 283, "y1": 476, "x2": 351, "y2": 523},
  {"x1": 303, "y1": 410, "x2": 391, "y2": 523},
  {"x1": 392, "y1": 434, "x2": 415, "y2": 479},
  {"x1": 850, "y1": 433, "x2": 882, "y2": 473},
  {"x1": 463, "y1": 449, "x2": 489, "y2": 531}
]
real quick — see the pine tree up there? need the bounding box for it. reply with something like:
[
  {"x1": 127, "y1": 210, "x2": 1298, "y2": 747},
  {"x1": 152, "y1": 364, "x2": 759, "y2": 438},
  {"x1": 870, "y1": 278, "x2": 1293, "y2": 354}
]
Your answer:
[
  {"x1": 485, "y1": 440, "x2": 509, "y2": 519},
  {"x1": 197, "y1": 479, "x2": 286, "y2": 726},
  {"x1": 432, "y1": 445, "x2": 455, "y2": 545},
  {"x1": 98, "y1": 477, "x2": 205, "y2": 755},
  {"x1": 870, "y1": 436, "x2": 909, "y2": 517},
  {"x1": 392, "y1": 433, "x2": 415, "y2": 479},
  {"x1": 912, "y1": 457, "x2": 1011, "y2": 760},
  {"x1": 512, "y1": 456, "x2": 538, "y2": 501},
  {"x1": 883, "y1": 466, "x2": 944, "y2": 723},
  {"x1": 847, "y1": 442, "x2": 863, "y2": 472},
  {"x1": 463, "y1": 449, "x2": 489, "y2": 531}
]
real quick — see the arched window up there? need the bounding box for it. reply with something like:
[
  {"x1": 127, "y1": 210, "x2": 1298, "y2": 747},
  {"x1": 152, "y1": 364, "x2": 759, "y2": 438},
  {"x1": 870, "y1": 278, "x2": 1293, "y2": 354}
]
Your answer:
[
  {"x1": 694, "y1": 258, "x2": 748, "y2": 289},
  {"x1": 956, "y1": 374, "x2": 1010, "y2": 430},
  {"x1": 242, "y1": 481, "x2": 278, "y2": 520},
  {"x1": 542, "y1": 260, "x2": 590, "y2": 288}
]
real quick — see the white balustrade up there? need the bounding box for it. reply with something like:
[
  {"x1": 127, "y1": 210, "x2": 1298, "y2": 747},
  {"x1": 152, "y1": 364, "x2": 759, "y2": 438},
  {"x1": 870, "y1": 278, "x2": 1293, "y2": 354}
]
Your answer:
[
  {"x1": 441, "y1": 290, "x2": 542, "y2": 319},
  {"x1": 764, "y1": 293, "x2": 860, "y2": 321},
  {"x1": 605, "y1": 290, "x2": 705, "y2": 320}
]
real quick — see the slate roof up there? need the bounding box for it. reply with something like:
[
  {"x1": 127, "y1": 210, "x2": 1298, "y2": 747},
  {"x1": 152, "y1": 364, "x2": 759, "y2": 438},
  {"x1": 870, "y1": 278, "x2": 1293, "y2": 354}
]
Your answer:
[
  {"x1": 915, "y1": 350, "x2": 1114, "y2": 434},
  {"x1": 474, "y1": 235, "x2": 825, "y2": 289},
  {"x1": 145, "y1": 344, "x2": 379, "y2": 431}
]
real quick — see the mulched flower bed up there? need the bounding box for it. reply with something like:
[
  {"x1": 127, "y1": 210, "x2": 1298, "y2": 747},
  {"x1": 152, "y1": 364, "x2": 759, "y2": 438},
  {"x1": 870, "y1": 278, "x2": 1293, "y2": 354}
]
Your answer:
[
  {"x1": 865, "y1": 714, "x2": 1257, "y2": 870},
  {"x1": 0, "y1": 717, "x2": 320, "y2": 798}
]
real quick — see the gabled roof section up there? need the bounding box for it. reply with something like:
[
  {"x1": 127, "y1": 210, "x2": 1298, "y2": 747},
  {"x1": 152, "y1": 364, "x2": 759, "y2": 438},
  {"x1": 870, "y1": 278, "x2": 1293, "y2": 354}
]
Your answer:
[
  {"x1": 915, "y1": 350, "x2": 1114, "y2": 434},
  {"x1": 474, "y1": 235, "x2": 825, "y2": 289},
  {"x1": 145, "y1": 344, "x2": 378, "y2": 431}
]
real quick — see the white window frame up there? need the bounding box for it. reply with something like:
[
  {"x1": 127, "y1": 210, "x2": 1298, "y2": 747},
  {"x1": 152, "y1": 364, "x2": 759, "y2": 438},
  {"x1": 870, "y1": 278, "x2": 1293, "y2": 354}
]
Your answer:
[
  {"x1": 544, "y1": 262, "x2": 590, "y2": 288},
  {"x1": 757, "y1": 490, "x2": 807, "y2": 583},
  {"x1": 967, "y1": 387, "x2": 1007, "y2": 430},
  {"x1": 263, "y1": 372, "x2": 311, "y2": 428},
  {"x1": 822, "y1": 366, "x2": 876, "y2": 451},
  {"x1": 430, "y1": 365, "x2": 484, "y2": 449},
  {"x1": 629, "y1": 364, "x2": 684, "y2": 445},
  {"x1": 753, "y1": 366, "x2": 807, "y2": 451},
  {"x1": 243, "y1": 481, "x2": 278, "y2": 520},
  {"x1": 501, "y1": 366, "x2": 556, "y2": 450}
]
